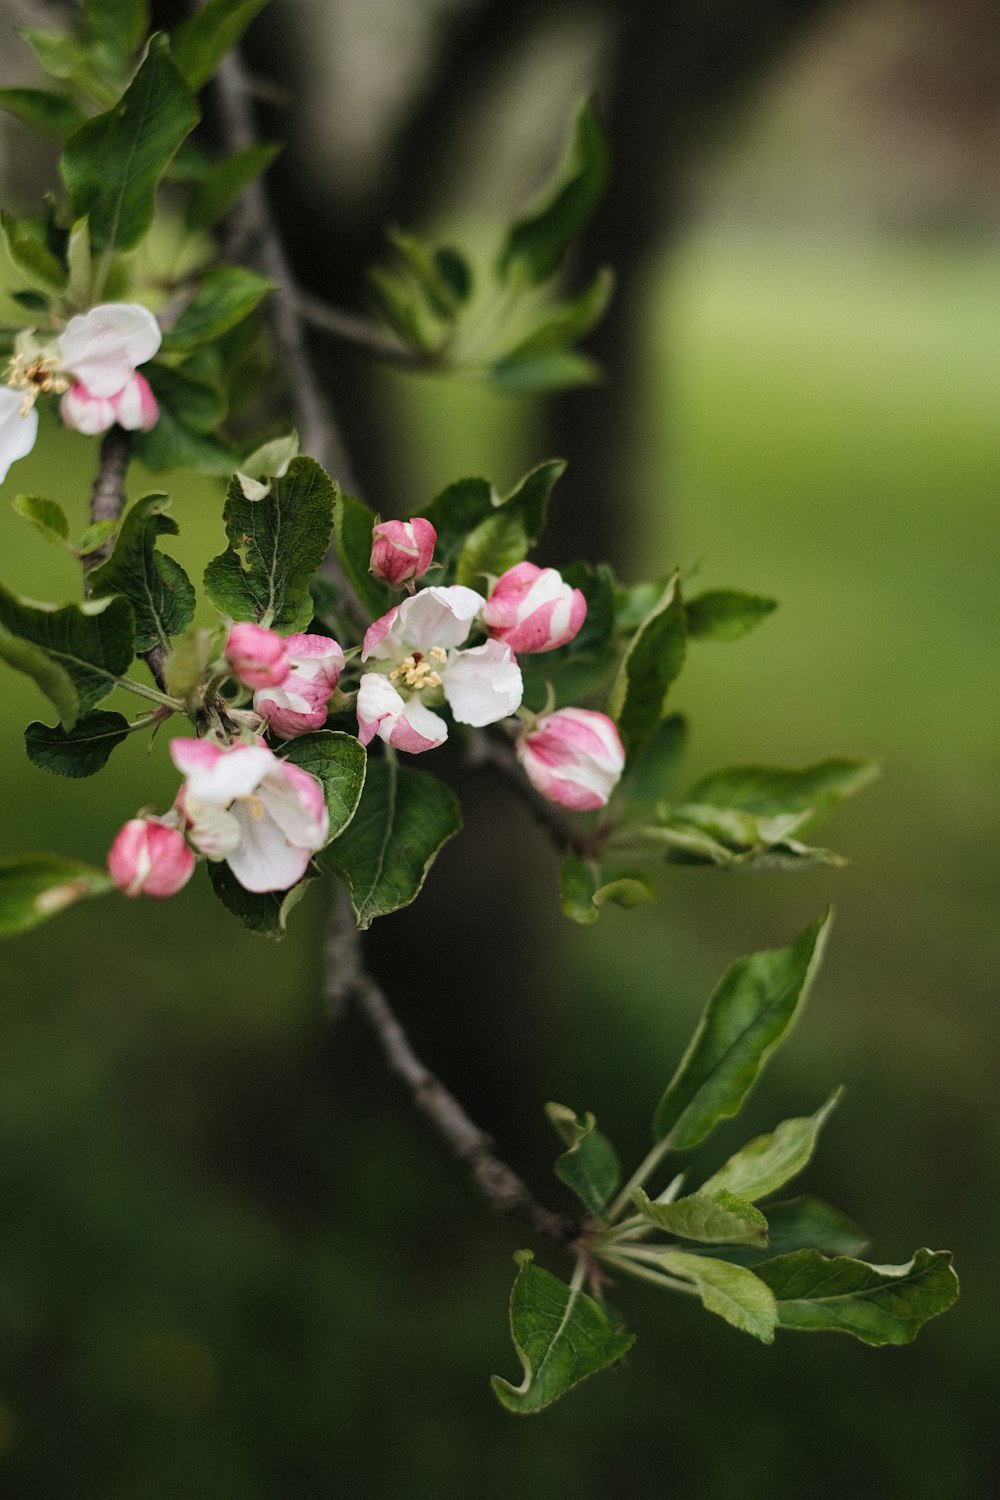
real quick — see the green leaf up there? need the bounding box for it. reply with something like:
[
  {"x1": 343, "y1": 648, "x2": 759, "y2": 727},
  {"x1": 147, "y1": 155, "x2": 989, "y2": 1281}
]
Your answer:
[
  {"x1": 60, "y1": 35, "x2": 200, "y2": 254},
  {"x1": 420, "y1": 476, "x2": 495, "y2": 570},
  {"x1": 386, "y1": 228, "x2": 466, "y2": 322},
  {"x1": 0, "y1": 852, "x2": 115, "y2": 938},
  {"x1": 185, "y1": 144, "x2": 281, "y2": 231},
  {"x1": 20, "y1": 30, "x2": 109, "y2": 100},
  {"x1": 279, "y1": 731, "x2": 366, "y2": 843},
  {"x1": 503, "y1": 267, "x2": 614, "y2": 357},
  {"x1": 652, "y1": 913, "x2": 831, "y2": 1147},
  {"x1": 66, "y1": 217, "x2": 94, "y2": 307},
  {"x1": 685, "y1": 590, "x2": 778, "y2": 642},
  {"x1": 132, "y1": 362, "x2": 234, "y2": 473},
  {"x1": 632, "y1": 1188, "x2": 768, "y2": 1247},
  {"x1": 594, "y1": 874, "x2": 656, "y2": 910},
  {"x1": 24, "y1": 709, "x2": 131, "y2": 777},
  {"x1": 12, "y1": 495, "x2": 71, "y2": 550},
  {"x1": 497, "y1": 99, "x2": 610, "y2": 287},
  {"x1": 332, "y1": 489, "x2": 394, "y2": 619},
  {"x1": 608, "y1": 572, "x2": 687, "y2": 753},
  {"x1": 700, "y1": 1089, "x2": 843, "y2": 1203},
  {"x1": 492, "y1": 1252, "x2": 634, "y2": 1414},
  {"x1": 687, "y1": 760, "x2": 880, "y2": 828},
  {"x1": 1, "y1": 211, "x2": 67, "y2": 292},
  {"x1": 657, "y1": 1251, "x2": 777, "y2": 1343},
  {"x1": 755, "y1": 1248, "x2": 959, "y2": 1344},
  {"x1": 320, "y1": 757, "x2": 462, "y2": 930},
  {"x1": 207, "y1": 860, "x2": 312, "y2": 939},
  {"x1": 89, "y1": 492, "x2": 195, "y2": 653},
  {"x1": 558, "y1": 853, "x2": 599, "y2": 925},
  {"x1": 367, "y1": 265, "x2": 437, "y2": 350},
  {"x1": 0, "y1": 583, "x2": 134, "y2": 729},
  {"x1": 0, "y1": 88, "x2": 86, "y2": 139},
  {"x1": 711, "y1": 1196, "x2": 869, "y2": 1268},
  {"x1": 162, "y1": 625, "x2": 218, "y2": 701},
  {"x1": 546, "y1": 1103, "x2": 621, "y2": 1218},
  {"x1": 455, "y1": 459, "x2": 565, "y2": 587},
  {"x1": 485, "y1": 350, "x2": 601, "y2": 394},
  {"x1": 161, "y1": 266, "x2": 272, "y2": 352},
  {"x1": 77, "y1": 520, "x2": 120, "y2": 557},
  {"x1": 620, "y1": 714, "x2": 688, "y2": 803},
  {"x1": 434, "y1": 246, "x2": 472, "y2": 305},
  {"x1": 83, "y1": 0, "x2": 150, "y2": 70},
  {"x1": 204, "y1": 457, "x2": 336, "y2": 633},
  {"x1": 170, "y1": 0, "x2": 270, "y2": 91}
]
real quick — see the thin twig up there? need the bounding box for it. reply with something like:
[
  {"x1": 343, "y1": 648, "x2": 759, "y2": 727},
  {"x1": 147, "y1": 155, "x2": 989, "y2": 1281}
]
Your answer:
[
  {"x1": 328, "y1": 888, "x2": 579, "y2": 1248},
  {"x1": 292, "y1": 290, "x2": 431, "y2": 369}
]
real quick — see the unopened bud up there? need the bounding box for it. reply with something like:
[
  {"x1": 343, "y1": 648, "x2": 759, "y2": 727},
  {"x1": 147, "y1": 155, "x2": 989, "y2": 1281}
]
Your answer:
[
  {"x1": 370, "y1": 517, "x2": 436, "y2": 586},
  {"x1": 516, "y1": 708, "x2": 624, "y2": 810},
  {"x1": 108, "y1": 817, "x2": 195, "y2": 899},
  {"x1": 225, "y1": 622, "x2": 290, "y2": 691},
  {"x1": 482, "y1": 562, "x2": 586, "y2": 654}
]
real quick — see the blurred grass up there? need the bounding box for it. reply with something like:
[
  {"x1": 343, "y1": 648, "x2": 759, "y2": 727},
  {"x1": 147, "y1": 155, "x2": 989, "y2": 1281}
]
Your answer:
[{"x1": 0, "y1": 231, "x2": 997, "y2": 1496}]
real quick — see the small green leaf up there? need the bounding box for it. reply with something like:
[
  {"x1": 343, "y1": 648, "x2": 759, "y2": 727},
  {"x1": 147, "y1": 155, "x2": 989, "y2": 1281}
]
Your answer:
[
  {"x1": 207, "y1": 860, "x2": 312, "y2": 939},
  {"x1": 492, "y1": 1252, "x2": 634, "y2": 1414},
  {"x1": 24, "y1": 709, "x2": 131, "y2": 777},
  {"x1": 12, "y1": 495, "x2": 71, "y2": 550},
  {"x1": 185, "y1": 143, "x2": 281, "y2": 230},
  {"x1": 608, "y1": 572, "x2": 687, "y2": 753},
  {"x1": 497, "y1": 99, "x2": 609, "y2": 287},
  {"x1": 558, "y1": 853, "x2": 599, "y2": 924},
  {"x1": 161, "y1": 265, "x2": 272, "y2": 352},
  {"x1": 503, "y1": 267, "x2": 614, "y2": 358},
  {"x1": 485, "y1": 350, "x2": 601, "y2": 394},
  {"x1": 620, "y1": 714, "x2": 688, "y2": 803},
  {"x1": 593, "y1": 875, "x2": 655, "y2": 910},
  {"x1": 434, "y1": 246, "x2": 472, "y2": 305},
  {"x1": 687, "y1": 760, "x2": 880, "y2": 829},
  {"x1": 332, "y1": 490, "x2": 394, "y2": 619},
  {"x1": 632, "y1": 1187, "x2": 768, "y2": 1247},
  {"x1": 0, "y1": 583, "x2": 134, "y2": 728},
  {"x1": 320, "y1": 757, "x2": 462, "y2": 930},
  {"x1": 162, "y1": 625, "x2": 218, "y2": 701},
  {"x1": 83, "y1": 0, "x2": 150, "y2": 62},
  {"x1": 685, "y1": 590, "x2": 778, "y2": 642},
  {"x1": 1, "y1": 211, "x2": 67, "y2": 292},
  {"x1": 204, "y1": 457, "x2": 337, "y2": 633},
  {"x1": 367, "y1": 265, "x2": 437, "y2": 350},
  {"x1": 66, "y1": 216, "x2": 94, "y2": 307},
  {"x1": 700, "y1": 1090, "x2": 843, "y2": 1203},
  {"x1": 279, "y1": 731, "x2": 366, "y2": 843},
  {"x1": 60, "y1": 35, "x2": 200, "y2": 254},
  {"x1": 711, "y1": 1196, "x2": 869, "y2": 1268},
  {"x1": 657, "y1": 1251, "x2": 777, "y2": 1343},
  {"x1": 89, "y1": 492, "x2": 195, "y2": 653},
  {"x1": 170, "y1": 0, "x2": 270, "y2": 91},
  {"x1": 0, "y1": 88, "x2": 86, "y2": 139},
  {"x1": 653, "y1": 913, "x2": 831, "y2": 1147},
  {"x1": 0, "y1": 852, "x2": 115, "y2": 937},
  {"x1": 387, "y1": 228, "x2": 465, "y2": 321},
  {"x1": 455, "y1": 459, "x2": 564, "y2": 587},
  {"x1": 20, "y1": 30, "x2": 107, "y2": 98},
  {"x1": 77, "y1": 520, "x2": 120, "y2": 557},
  {"x1": 546, "y1": 1103, "x2": 621, "y2": 1217},
  {"x1": 755, "y1": 1248, "x2": 959, "y2": 1344}
]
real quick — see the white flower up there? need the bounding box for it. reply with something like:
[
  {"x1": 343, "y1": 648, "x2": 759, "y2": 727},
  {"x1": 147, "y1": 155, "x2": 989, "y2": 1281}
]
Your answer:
[
  {"x1": 357, "y1": 585, "x2": 523, "y2": 753},
  {"x1": 0, "y1": 386, "x2": 39, "y2": 483},
  {"x1": 56, "y1": 303, "x2": 161, "y2": 397}
]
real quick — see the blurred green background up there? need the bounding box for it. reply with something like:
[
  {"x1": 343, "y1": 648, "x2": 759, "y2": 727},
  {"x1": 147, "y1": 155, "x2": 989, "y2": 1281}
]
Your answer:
[{"x1": 1, "y1": 1, "x2": 998, "y2": 1495}]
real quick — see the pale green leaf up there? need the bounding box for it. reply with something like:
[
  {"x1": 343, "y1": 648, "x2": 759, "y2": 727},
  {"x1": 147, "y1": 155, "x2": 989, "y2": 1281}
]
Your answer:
[
  {"x1": 632, "y1": 1187, "x2": 768, "y2": 1247},
  {"x1": 700, "y1": 1089, "x2": 843, "y2": 1203},
  {"x1": 658, "y1": 1250, "x2": 777, "y2": 1343},
  {"x1": 12, "y1": 495, "x2": 71, "y2": 550},
  {"x1": 0, "y1": 852, "x2": 114, "y2": 938},
  {"x1": 685, "y1": 590, "x2": 778, "y2": 642},
  {"x1": 546, "y1": 1103, "x2": 620, "y2": 1218}
]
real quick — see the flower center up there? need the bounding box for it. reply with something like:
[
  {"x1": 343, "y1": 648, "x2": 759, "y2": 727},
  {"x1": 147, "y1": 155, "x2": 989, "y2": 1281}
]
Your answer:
[
  {"x1": 6, "y1": 350, "x2": 70, "y2": 414},
  {"x1": 390, "y1": 646, "x2": 447, "y2": 693}
]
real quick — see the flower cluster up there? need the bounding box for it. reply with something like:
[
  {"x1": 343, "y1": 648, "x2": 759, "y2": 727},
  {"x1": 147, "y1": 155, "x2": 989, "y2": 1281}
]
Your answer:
[{"x1": 0, "y1": 302, "x2": 160, "y2": 482}]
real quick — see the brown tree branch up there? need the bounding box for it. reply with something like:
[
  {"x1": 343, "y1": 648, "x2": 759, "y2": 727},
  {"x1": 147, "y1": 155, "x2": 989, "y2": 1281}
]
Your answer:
[{"x1": 467, "y1": 728, "x2": 590, "y2": 859}]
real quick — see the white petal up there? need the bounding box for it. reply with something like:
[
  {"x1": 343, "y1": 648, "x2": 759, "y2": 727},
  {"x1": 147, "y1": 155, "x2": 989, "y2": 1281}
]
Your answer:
[
  {"x1": 443, "y1": 640, "x2": 522, "y2": 726},
  {"x1": 185, "y1": 798, "x2": 242, "y2": 859},
  {"x1": 0, "y1": 389, "x2": 38, "y2": 483},
  {"x1": 394, "y1": 585, "x2": 484, "y2": 652},
  {"x1": 57, "y1": 302, "x2": 161, "y2": 396},
  {"x1": 225, "y1": 800, "x2": 312, "y2": 893},
  {"x1": 175, "y1": 741, "x2": 274, "y2": 804}
]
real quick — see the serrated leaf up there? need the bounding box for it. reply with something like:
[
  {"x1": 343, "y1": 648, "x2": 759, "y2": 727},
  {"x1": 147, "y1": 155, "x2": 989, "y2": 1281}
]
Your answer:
[
  {"x1": 60, "y1": 35, "x2": 200, "y2": 254},
  {"x1": 0, "y1": 88, "x2": 86, "y2": 139},
  {"x1": 687, "y1": 760, "x2": 880, "y2": 829},
  {"x1": 497, "y1": 99, "x2": 609, "y2": 287},
  {"x1": 185, "y1": 143, "x2": 281, "y2": 230},
  {"x1": 0, "y1": 852, "x2": 115, "y2": 938},
  {"x1": 700, "y1": 1089, "x2": 843, "y2": 1203},
  {"x1": 332, "y1": 489, "x2": 394, "y2": 619},
  {"x1": 89, "y1": 492, "x2": 194, "y2": 653},
  {"x1": 204, "y1": 457, "x2": 336, "y2": 633},
  {"x1": 632, "y1": 1187, "x2": 768, "y2": 1246},
  {"x1": 24, "y1": 709, "x2": 131, "y2": 777},
  {"x1": 319, "y1": 757, "x2": 461, "y2": 930},
  {"x1": 279, "y1": 731, "x2": 366, "y2": 843},
  {"x1": 546, "y1": 1103, "x2": 620, "y2": 1217},
  {"x1": 455, "y1": 459, "x2": 564, "y2": 587},
  {"x1": 485, "y1": 349, "x2": 601, "y2": 394},
  {"x1": 161, "y1": 265, "x2": 272, "y2": 352},
  {"x1": 609, "y1": 572, "x2": 686, "y2": 753},
  {"x1": 685, "y1": 590, "x2": 778, "y2": 642},
  {"x1": 657, "y1": 1250, "x2": 777, "y2": 1343},
  {"x1": 710, "y1": 1196, "x2": 869, "y2": 1268},
  {"x1": 620, "y1": 713, "x2": 688, "y2": 803},
  {"x1": 170, "y1": 0, "x2": 270, "y2": 90},
  {"x1": 755, "y1": 1248, "x2": 959, "y2": 1344},
  {"x1": 0, "y1": 583, "x2": 134, "y2": 728},
  {"x1": 492, "y1": 1252, "x2": 634, "y2": 1413},
  {"x1": 12, "y1": 495, "x2": 70, "y2": 550},
  {"x1": 207, "y1": 859, "x2": 312, "y2": 939},
  {"x1": 653, "y1": 913, "x2": 831, "y2": 1147},
  {"x1": 1, "y1": 212, "x2": 66, "y2": 292}
]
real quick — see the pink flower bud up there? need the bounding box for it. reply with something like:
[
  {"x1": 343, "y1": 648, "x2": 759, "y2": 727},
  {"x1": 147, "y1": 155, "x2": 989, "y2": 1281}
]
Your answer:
[
  {"x1": 254, "y1": 633, "x2": 346, "y2": 738},
  {"x1": 370, "y1": 517, "x2": 437, "y2": 586},
  {"x1": 481, "y1": 562, "x2": 586, "y2": 654},
  {"x1": 225, "y1": 623, "x2": 290, "y2": 691},
  {"x1": 516, "y1": 708, "x2": 625, "y2": 810},
  {"x1": 108, "y1": 817, "x2": 195, "y2": 899}
]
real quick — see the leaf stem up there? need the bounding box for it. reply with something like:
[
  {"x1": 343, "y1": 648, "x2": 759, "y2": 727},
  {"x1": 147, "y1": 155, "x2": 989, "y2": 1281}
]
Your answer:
[
  {"x1": 606, "y1": 1134, "x2": 675, "y2": 1222},
  {"x1": 597, "y1": 1251, "x2": 696, "y2": 1298}
]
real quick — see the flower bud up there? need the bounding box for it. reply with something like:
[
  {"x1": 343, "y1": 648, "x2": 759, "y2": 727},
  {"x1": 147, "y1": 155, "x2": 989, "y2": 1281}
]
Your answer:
[
  {"x1": 108, "y1": 817, "x2": 195, "y2": 899},
  {"x1": 370, "y1": 517, "x2": 436, "y2": 586},
  {"x1": 60, "y1": 372, "x2": 159, "y2": 436},
  {"x1": 481, "y1": 562, "x2": 586, "y2": 654},
  {"x1": 225, "y1": 622, "x2": 290, "y2": 691},
  {"x1": 254, "y1": 633, "x2": 346, "y2": 738},
  {"x1": 516, "y1": 708, "x2": 625, "y2": 810}
]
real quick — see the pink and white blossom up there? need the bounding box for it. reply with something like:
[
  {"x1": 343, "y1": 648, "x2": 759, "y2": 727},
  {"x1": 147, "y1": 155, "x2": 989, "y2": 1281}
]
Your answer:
[
  {"x1": 370, "y1": 517, "x2": 437, "y2": 586},
  {"x1": 56, "y1": 303, "x2": 161, "y2": 396},
  {"x1": 107, "y1": 816, "x2": 195, "y2": 899},
  {"x1": 60, "y1": 371, "x2": 159, "y2": 436},
  {"x1": 171, "y1": 738, "x2": 329, "y2": 893},
  {"x1": 516, "y1": 708, "x2": 625, "y2": 810},
  {"x1": 481, "y1": 562, "x2": 586, "y2": 654},
  {"x1": 225, "y1": 622, "x2": 290, "y2": 691},
  {"x1": 357, "y1": 585, "x2": 522, "y2": 752},
  {"x1": 254, "y1": 633, "x2": 346, "y2": 738}
]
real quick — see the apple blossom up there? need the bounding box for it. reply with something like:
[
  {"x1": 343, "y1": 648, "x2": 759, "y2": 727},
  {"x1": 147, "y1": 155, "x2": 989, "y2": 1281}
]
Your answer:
[
  {"x1": 107, "y1": 816, "x2": 196, "y2": 899},
  {"x1": 225, "y1": 622, "x2": 290, "y2": 691},
  {"x1": 516, "y1": 707, "x2": 625, "y2": 810},
  {"x1": 60, "y1": 372, "x2": 159, "y2": 436},
  {"x1": 171, "y1": 738, "x2": 329, "y2": 894},
  {"x1": 357, "y1": 585, "x2": 522, "y2": 751},
  {"x1": 481, "y1": 562, "x2": 587, "y2": 654},
  {"x1": 56, "y1": 303, "x2": 161, "y2": 397},
  {"x1": 254, "y1": 633, "x2": 346, "y2": 738},
  {"x1": 370, "y1": 517, "x2": 437, "y2": 586}
]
